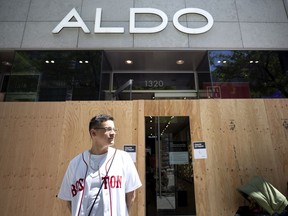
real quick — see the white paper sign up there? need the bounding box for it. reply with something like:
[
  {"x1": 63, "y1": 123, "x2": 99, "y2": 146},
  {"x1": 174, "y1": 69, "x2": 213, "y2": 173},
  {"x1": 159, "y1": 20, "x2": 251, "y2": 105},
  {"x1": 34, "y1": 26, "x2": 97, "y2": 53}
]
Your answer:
[
  {"x1": 123, "y1": 145, "x2": 136, "y2": 162},
  {"x1": 193, "y1": 141, "x2": 207, "y2": 159}
]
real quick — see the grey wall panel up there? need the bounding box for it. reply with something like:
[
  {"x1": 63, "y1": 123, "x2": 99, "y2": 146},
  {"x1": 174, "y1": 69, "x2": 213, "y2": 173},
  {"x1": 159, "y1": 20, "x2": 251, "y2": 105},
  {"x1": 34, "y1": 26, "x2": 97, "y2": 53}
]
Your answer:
[
  {"x1": 188, "y1": 22, "x2": 243, "y2": 49},
  {"x1": 22, "y1": 22, "x2": 78, "y2": 48},
  {"x1": 236, "y1": 0, "x2": 288, "y2": 22},
  {"x1": 0, "y1": 0, "x2": 288, "y2": 49},
  {"x1": 27, "y1": 0, "x2": 82, "y2": 21},
  {"x1": 185, "y1": 0, "x2": 238, "y2": 22},
  {"x1": 284, "y1": 0, "x2": 288, "y2": 16},
  {"x1": 0, "y1": 0, "x2": 30, "y2": 21},
  {"x1": 240, "y1": 22, "x2": 288, "y2": 48},
  {"x1": 133, "y1": 22, "x2": 189, "y2": 48},
  {"x1": 135, "y1": 0, "x2": 186, "y2": 21},
  {"x1": 82, "y1": 0, "x2": 134, "y2": 21},
  {"x1": 78, "y1": 22, "x2": 133, "y2": 48},
  {"x1": 0, "y1": 22, "x2": 25, "y2": 48}
]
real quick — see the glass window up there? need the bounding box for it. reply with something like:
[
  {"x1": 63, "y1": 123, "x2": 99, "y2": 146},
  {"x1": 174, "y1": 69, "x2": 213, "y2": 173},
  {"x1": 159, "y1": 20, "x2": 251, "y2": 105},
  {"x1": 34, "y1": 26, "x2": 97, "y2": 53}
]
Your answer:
[
  {"x1": 113, "y1": 73, "x2": 196, "y2": 91},
  {"x1": 2, "y1": 50, "x2": 287, "y2": 101},
  {"x1": 208, "y1": 51, "x2": 288, "y2": 98},
  {"x1": 5, "y1": 51, "x2": 103, "y2": 101}
]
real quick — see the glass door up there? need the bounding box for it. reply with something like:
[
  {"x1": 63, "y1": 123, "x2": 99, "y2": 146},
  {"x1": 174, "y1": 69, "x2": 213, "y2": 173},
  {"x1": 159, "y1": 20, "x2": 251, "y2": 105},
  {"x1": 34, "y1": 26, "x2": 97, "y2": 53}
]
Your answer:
[{"x1": 145, "y1": 116, "x2": 196, "y2": 216}]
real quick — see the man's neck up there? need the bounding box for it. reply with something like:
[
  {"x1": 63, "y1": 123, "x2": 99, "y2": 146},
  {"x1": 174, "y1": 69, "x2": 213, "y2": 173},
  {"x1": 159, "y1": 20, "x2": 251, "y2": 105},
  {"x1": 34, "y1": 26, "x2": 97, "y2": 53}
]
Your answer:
[{"x1": 90, "y1": 146, "x2": 109, "y2": 155}]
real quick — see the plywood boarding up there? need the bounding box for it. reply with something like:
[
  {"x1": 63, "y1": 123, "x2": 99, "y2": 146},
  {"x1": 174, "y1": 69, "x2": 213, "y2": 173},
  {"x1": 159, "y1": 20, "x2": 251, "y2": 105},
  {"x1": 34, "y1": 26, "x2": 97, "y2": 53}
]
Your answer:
[
  {"x1": 0, "y1": 99, "x2": 287, "y2": 216},
  {"x1": 199, "y1": 99, "x2": 288, "y2": 215},
  {"x1": 134, "y1": 100, "x2": 146, "y2": 216},
  {"x1": 145, "y1": 99, "x2": 288, "y2": 215},
  {"x1": 264, "y1": 99, "x2": 288, "y2": 194},
  {"x1": 0, "y1": 101, "x2": 145, "y2": 216},
  {"x1": 0, "y1": 102, "x2": 66, "y2": 216}
]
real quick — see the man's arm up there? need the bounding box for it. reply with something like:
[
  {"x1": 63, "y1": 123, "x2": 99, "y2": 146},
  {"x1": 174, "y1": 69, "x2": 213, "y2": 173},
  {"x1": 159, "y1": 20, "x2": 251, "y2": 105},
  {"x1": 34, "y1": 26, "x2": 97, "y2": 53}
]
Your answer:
[
  {"x1": 126, "y1": 190, "x2": 136, "y2": 211},
  {"x1": 67, "y1": 201, "x2": 71, "y2": 213}
]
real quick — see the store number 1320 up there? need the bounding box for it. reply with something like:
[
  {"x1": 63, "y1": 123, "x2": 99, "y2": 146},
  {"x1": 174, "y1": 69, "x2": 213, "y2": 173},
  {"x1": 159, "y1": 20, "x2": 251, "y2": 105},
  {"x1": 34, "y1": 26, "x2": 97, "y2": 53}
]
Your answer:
[{"x1": 145, "y1": 80, "x2": 164, "y2": 88}]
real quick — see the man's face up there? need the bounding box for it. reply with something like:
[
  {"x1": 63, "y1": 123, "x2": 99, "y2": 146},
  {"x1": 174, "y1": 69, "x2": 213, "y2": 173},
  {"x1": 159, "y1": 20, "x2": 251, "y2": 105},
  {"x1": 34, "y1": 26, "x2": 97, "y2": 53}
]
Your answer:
[{"x1": 91, "y1": 120, "x2": 116, "y2": 148}]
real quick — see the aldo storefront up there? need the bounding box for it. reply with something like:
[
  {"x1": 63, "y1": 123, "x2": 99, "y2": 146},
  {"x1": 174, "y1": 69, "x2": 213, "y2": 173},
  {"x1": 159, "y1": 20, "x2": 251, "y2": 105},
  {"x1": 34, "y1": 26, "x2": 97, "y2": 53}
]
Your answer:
[{"x1": 0, "y1": 0, "x2": 288, "y2": 215}]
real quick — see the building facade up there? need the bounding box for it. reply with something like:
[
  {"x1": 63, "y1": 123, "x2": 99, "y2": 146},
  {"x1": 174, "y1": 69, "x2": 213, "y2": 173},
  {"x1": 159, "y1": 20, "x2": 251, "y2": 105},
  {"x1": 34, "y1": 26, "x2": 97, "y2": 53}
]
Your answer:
[
  {"x1": 0, "y1": 0, "x2": 288, "y2": 215},
  {"x1": 0, "y1": 0, "x2": 288, "y2": 102},
  {"x1": 0, "y1": 0, "x2": 287, "y2": 50}
]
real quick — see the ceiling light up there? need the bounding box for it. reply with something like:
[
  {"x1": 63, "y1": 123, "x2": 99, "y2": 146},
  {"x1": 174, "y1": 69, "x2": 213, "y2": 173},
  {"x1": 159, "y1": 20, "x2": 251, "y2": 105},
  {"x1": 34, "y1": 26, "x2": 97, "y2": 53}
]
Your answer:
[
  {"x1": 51, "y1": 60, "x2": 55, "y2": 63},
  {"x1": 79, "y1": 60, "x2": 83, "y2": 64},
  {"x1": 2, "y1": 61, "x2": 12, "y2": 66},
  {"x1": 176, "y1": 59, "x2": 184, "y2": 65},
  {"x1": 125, "y1": 60, "x2": 133, "y2": 64},
  {"x1": 250, "y1": 61, "x2": 253, "y2": 63},
  {"x1": 85, "y1": 60, "x2": 89, "y2": 63}
]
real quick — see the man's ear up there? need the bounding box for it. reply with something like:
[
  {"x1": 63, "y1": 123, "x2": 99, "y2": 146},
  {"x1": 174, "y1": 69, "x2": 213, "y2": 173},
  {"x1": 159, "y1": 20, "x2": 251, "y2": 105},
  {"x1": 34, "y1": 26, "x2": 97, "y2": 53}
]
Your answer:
[{"x1": 90, "y1": 129, "x2": 96, "y2": 137}]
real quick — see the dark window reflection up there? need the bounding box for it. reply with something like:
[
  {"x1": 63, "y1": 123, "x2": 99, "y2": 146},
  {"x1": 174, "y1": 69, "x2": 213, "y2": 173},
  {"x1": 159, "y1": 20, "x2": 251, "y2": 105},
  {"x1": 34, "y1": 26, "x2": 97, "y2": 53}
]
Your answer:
[
  {"x1": 208, "y1": 51, "x2": 288, "y2": 98},
  {"x1": 113, "y1": 73, "x2": 196, "y2": 91},
  {"x1": 5, "y1": 51, "x2": 103, "y2": 101},
  {"x1": 2, "y1": 50, "x2": 287, "y2": 101}
]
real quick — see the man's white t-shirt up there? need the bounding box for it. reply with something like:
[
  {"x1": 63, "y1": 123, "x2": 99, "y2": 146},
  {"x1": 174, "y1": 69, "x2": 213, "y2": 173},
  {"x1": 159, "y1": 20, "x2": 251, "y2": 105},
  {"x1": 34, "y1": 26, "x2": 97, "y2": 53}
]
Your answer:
[{"x1": 58, "y1": 147, "x2": 142, "y2": 216}]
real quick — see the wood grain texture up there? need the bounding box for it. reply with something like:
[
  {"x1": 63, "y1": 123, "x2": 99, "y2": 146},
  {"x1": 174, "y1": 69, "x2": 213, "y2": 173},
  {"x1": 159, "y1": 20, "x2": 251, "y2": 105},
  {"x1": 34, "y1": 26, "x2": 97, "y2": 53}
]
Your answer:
[{"x1": 0, "y1": 99, "x2": 287, "y2": 216}]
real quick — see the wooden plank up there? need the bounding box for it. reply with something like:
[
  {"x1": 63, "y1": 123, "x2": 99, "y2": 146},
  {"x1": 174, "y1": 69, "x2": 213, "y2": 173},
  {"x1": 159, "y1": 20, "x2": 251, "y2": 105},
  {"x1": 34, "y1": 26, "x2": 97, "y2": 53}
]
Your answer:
[
  {"x1": 0, "y1": 102, "x2": 66, "y2": 216},
  {"x1": 264, "y1": 99, "x2": 288, "y2": 194},
  {"x1": 199, "y1": 99, "x2": 286, "y2": 215},
  {"x1": 232, "y1": 100, "x2": 276, "y2": 182},
  {"x1": 199, "y1": 99, "x2": 234, "y2": 215},
  {"x1": 0, "y1": 99, "x2": 287, "y2": 216},
  {"x1": 187, "y1": 100, "x2": 209, "y2": 216}
]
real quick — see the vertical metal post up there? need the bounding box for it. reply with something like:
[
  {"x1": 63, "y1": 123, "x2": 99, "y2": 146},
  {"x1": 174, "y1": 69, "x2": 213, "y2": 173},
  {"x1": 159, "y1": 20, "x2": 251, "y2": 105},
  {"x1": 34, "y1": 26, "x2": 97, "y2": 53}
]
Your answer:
[
  {"x1": 129, "y1": 79, "x2": 133, "y2": 100},
  {"x1": 113, "y1": 79, "x2": 133, "y2": 100}
]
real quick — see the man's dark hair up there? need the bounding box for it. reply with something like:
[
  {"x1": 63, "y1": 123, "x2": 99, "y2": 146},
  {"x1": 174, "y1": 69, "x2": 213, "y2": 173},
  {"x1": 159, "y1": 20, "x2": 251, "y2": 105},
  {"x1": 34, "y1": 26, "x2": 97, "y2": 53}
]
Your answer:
[{"x1": 89, "y1": 114, "x2": 114, "y2": 131}]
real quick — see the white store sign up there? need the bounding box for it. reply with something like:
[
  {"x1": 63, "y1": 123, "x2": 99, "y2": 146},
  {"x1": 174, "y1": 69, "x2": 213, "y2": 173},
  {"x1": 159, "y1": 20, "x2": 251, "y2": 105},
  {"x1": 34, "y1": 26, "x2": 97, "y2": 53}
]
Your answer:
[{"x1": 52, "y1": 8, "x2": 214, "y2": 35}]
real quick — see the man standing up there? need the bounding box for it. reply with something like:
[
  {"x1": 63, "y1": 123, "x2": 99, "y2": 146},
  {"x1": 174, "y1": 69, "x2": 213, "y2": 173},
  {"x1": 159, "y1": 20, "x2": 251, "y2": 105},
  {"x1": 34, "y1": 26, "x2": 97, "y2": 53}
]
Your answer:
[{"x1": 58, "y1": 114, "x2": 142, "y2": 216}]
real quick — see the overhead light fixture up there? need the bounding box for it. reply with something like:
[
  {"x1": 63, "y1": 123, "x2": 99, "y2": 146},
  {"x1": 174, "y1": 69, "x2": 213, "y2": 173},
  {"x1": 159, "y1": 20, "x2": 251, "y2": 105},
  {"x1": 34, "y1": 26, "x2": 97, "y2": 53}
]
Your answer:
[
  {"x1": 125, "y1": 60, "x2": 133, "y2": 64},
  {"x1": 45, "y1": 60, "x2": 55, "y2": 63},
  {"x1": 79, "y1": 60, "x2": 89, "y2": 64},
  {"x1": 176, "y1": 59, "x2": 184, "y2": 65},
  {"x1": 2, "y1": 61, "x2": 12, "y2": 66}
]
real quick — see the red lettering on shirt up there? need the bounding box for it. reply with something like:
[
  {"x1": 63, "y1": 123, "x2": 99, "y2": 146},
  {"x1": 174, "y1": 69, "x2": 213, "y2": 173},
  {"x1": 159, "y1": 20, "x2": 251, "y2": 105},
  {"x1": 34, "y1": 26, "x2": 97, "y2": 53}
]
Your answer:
[
  {"x1": 102, "y1": 175, "x2": 122, "y2": 189},
  {"x1": 71, "y1": 178, "x2": 84, "y2": 197}
]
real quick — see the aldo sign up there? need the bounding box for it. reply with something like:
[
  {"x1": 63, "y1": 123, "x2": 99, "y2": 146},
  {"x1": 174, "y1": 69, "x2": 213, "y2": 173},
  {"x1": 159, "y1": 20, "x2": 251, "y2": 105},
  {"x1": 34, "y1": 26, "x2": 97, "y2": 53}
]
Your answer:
[{"x1": 52, "y1": 8, "x2": 214, "y2": 35}]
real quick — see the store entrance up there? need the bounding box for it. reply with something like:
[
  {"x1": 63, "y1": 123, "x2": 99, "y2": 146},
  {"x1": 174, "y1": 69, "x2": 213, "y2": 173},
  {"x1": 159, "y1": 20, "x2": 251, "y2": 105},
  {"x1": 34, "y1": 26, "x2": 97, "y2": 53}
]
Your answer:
[{"x1": 145, "y1": 116, "x2": 196, "y2": 216}]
